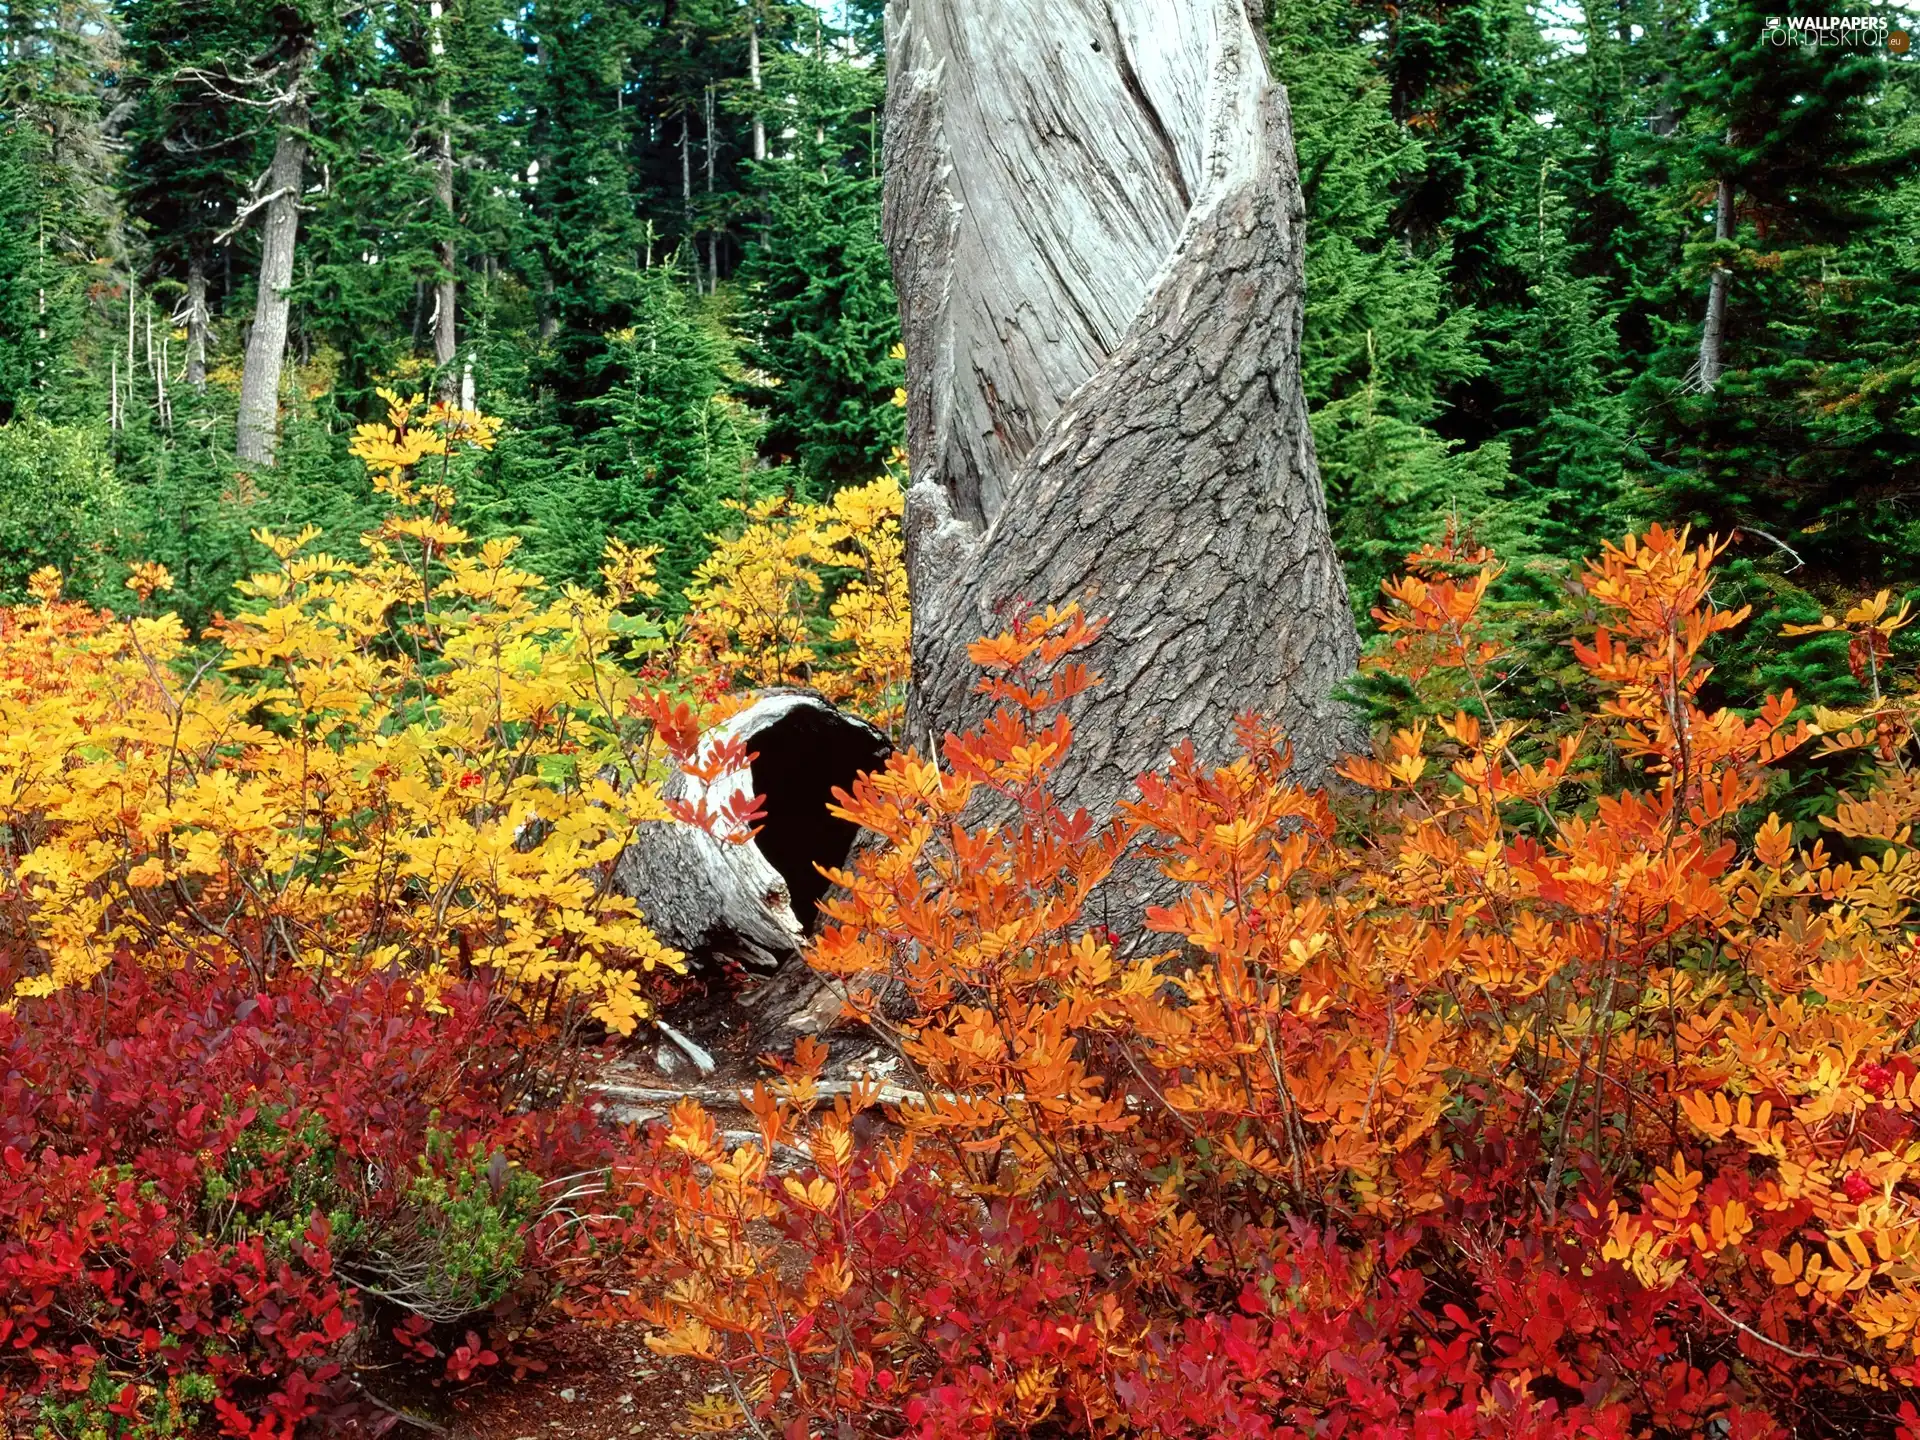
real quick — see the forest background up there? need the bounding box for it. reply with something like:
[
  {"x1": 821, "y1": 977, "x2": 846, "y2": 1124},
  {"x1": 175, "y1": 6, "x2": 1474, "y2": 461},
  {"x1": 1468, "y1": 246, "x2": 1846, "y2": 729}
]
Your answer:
[
  {"x1": 2, "y1": 0, "x2": 1918, "y2": 680},
  {"x1": 8, "y1": 2, "x2": 1920, "y2": 1435}
]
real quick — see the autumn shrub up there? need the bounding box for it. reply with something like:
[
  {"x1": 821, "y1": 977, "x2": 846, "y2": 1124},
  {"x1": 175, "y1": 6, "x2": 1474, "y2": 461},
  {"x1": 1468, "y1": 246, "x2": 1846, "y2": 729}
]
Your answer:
[
  {"x1": 0, "y1": 959, "x2": 618, "y2": 1437},
  {"x1": 0, "y1": 393, "x2": 699, "y2": 1026},
  {"x1": 679, "y1": 471, "x2": 910, "y2": 736},
  {"x1": 615, "y1": 532, "x2": 1920, "y2": 1438},
  {"x1": 0, "y1": 391, "x2": 916, "y2": 1434}
]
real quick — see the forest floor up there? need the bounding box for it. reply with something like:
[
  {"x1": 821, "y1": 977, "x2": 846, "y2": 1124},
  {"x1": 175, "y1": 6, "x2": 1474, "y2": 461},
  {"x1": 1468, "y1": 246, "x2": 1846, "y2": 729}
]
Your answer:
[
  {"x1": 439, "y1": 971, "x2": 858, "y2": 1440},
  {"x1": 444, "y1": 1324, "x2": 713, "y2": 1440}
]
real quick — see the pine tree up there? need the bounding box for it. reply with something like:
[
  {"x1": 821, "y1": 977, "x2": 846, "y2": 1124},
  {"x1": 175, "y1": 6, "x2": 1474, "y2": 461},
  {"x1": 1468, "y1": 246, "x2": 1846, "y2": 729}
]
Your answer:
[
  {"x1": 0, "y1": 0, "x2": 115, "y2": 422},
  {"x1": 1644, "y1": 0, "x2": 1918, "y2": 583},
  {"x1": 1485, "y1": 172, "x2": 1630, "y2": 555},
  {"x1": 0, "y1": 119, "x2": 85, "y2": 419},
  {"x1": 1271, "y1": 0, "x2": 1522, "y2": 611},
  {"x1": 519, "y1": 265, "x2": 764, "y2": 597},
  {"x1": 119, "y1": 0, "x2": 252, "y2": 391},
  {"x1": 524, "y1": 0, "x2": 642, "y2": 407},
  {"x1": 736, "y1": 25, "x2": 900, "y2": 488},
  {"x1": 1543, "y1": 0, "x2": 1685, "y2": 359}
]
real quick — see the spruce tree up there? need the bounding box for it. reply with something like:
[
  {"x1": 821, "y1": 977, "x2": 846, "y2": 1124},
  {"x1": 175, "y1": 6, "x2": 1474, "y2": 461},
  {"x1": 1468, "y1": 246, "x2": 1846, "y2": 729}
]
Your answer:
[
  {"x1": 524, "y1": 0, "x2": 643, "y2": 407},
  {"x1": 0, "y1": 119, "x2": 85, "y2": 420},
  {"x1": 736, "y1": 25, "x2": 900, "y2": 488},
  {"x1": 1271, "y1": 0, "x2": 1522, "y2": 612},
  {"x1": 520, "y1": 265, "x2": 764, "y2": 598},
  {"x1": 119, "y1": 0, "x2": 252, "y2": 390},
  {"x1": 1645, "y1": 0, "x2": 1918, "y2": 582}
]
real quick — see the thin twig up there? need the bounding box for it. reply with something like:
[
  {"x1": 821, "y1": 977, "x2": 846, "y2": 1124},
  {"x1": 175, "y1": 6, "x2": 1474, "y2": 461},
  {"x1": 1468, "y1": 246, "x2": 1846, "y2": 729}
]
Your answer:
[
  {"x1": 1734, "y1": 524, "x2": 1805, "y2": 572},
  {"x1": 1690, "y1": 1286, "x2": 1846, "y2": 1366}
]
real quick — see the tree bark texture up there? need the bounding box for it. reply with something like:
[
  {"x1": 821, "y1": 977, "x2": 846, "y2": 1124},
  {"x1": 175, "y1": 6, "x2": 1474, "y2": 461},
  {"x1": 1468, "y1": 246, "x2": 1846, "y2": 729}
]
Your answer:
[
  {"x1": 184, "y1": 259, "x2": 209, "y2": 390},
  {"x1": 1695, "y1": 175, "x2": 1732, "y2": 393},
  {"x1": 235, "y1": 83, "x2": 309, "y2": 466},
  {"x1": 885, "y1": 0, "x2": 1360, "y2": 815}
]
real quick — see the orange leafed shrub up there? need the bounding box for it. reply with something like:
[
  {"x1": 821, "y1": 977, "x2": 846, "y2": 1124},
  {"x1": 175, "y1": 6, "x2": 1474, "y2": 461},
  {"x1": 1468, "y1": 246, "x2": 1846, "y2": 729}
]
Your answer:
[{"x1": 613, "y1": 527, "x2": 1920, "y2": 1438}]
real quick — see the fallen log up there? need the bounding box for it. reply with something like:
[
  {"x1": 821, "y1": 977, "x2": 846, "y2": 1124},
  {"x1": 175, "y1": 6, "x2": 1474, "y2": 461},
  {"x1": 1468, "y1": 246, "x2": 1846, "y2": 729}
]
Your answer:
[{"x1": 612, "y1": 690, "x2": 892, "y2": 970}]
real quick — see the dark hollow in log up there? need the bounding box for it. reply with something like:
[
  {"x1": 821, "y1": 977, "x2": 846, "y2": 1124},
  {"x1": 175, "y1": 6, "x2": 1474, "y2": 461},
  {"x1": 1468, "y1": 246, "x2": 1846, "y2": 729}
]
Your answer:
[
  {"x1": 615, "y1": 692, "x2": 892, "y2": 969},
  {"x1": 744, "y1": 697, "x2": 893, "y2": 930}
]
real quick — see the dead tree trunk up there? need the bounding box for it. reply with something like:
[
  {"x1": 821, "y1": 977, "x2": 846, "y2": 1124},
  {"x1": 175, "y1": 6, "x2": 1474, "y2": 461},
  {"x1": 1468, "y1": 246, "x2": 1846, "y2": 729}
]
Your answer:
[
  {"x1": 430, "y1": 0, "x2": 458, "y2": 400},
  {"x1": 183, "y1": 259, "x2": 209, "y2": 390},
  {"x1": 1694, "y1": 176, "x2": 1733, "y2": 393},
  {"x1": 748, "y1": 3, "x2": 767, "y2": 164},
  {"x1": 885, "y1": 0, "x2": 1359, "y2": 811},
  {"x1": 235, "y1": 66, "x2": 310, "y2": 467}
]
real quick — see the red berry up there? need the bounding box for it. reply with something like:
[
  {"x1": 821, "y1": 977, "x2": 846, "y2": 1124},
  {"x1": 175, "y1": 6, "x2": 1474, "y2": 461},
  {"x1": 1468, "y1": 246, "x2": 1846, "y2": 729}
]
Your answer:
[
  {"x1": 1861, "y1": 1062, "x2": 1894, "y2": 1097},
  {"x1": 1844, "y1": 1172, "x2": 1873, "y2": 1204}
]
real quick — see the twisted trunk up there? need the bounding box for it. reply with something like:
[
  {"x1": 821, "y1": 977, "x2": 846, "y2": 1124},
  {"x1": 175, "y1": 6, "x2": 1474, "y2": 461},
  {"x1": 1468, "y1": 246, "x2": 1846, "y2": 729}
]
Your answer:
[{"x1": 886, "y1": 0, "x2": 1358, "y2": 821}]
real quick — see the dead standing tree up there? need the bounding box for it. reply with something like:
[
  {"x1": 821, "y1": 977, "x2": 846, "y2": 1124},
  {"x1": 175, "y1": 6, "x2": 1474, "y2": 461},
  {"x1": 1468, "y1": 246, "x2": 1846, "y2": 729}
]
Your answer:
[
  {"x1": 184, "y1": 22, "x2": 320, "y2": 467},
  {"x1": 232, "y1": 53, "x2": 309, "y2": 467},
  {"x1": 885, "y1": 0, "x2": 1361, "y2": 820}
]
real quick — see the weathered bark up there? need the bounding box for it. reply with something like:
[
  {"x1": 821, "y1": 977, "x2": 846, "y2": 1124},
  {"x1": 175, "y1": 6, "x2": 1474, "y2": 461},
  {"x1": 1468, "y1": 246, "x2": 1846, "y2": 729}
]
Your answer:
[
  {"x1": 885, "y1": 0, "x2": 1360, "y2": 817},
  {"x1": 614, "y1": 692, "x2": 892, "y2": 968},
  {"x1": 235, "y1": 75, "x2": 310, "y2": 466},
  {"x1": 183, "y1": 259, "x2": 208, "y2": 390},
  {"x1": 1695, "y1": 175, "x2": 1733, "y2": 393}
]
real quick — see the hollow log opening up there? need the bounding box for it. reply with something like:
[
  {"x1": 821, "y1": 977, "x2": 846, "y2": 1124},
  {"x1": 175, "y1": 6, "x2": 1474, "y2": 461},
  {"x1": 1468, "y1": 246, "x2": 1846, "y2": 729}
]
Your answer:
[
  {"x1": 744, "y1": 698, "x2": 893, "y2": 931},
  {"x1": 613, "y1": 692, "x2": 892, "y2": 971}
]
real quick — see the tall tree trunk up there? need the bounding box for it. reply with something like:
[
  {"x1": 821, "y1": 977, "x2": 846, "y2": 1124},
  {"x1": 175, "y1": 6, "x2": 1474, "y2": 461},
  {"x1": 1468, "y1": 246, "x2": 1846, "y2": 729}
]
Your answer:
[
  {"x1": 749, "y1": 4, "x2": 766, "y2": 163},
  {"x1": 434, "y1": 122, "x2": 456, "y2": 381},
  {"x1": 236, "y1": 81, "x2": 310, "y2": 466},
  {"x1": 682, "y1": 108, "x2": 700, "y2": 291},
  {"x1": 431, "y1": 0, "x2": 458, "y2": 399},
  {"x1": 184, "y1": 258, "x2": 208, "y2": 389},
  {"x1": 705, "y1": 82, "x2": 718, "y2": 288},
  {"x1": 886, "y1": 0, "x2": 1358, "y2": 822},
  {"x1": 1695, "y1": 175, "x2": 1732, "y2": 393}
]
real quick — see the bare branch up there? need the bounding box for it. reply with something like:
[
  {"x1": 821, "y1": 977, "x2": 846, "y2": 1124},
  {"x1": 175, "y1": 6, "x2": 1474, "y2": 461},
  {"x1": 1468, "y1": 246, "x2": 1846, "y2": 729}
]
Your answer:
[{"x1": 212, "y1": 185, "x2": 296, "y2": 246}]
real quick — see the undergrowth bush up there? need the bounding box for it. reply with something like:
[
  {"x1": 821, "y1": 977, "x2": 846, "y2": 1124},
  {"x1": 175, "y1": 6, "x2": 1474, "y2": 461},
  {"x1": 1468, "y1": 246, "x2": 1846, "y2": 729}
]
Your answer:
[
  {"x1": 9, "y1": 392, "x2": 1920, "y2": 1438},
  {"x1": 615, "y1": 531, "x2": 1920, "y2": 1439},
  {"x1": 0, "y1": 393, "x2": 911, "y2": 1434},
  {"x1": 0, "y1": 961, "x2": 613, "y2": 1436}
]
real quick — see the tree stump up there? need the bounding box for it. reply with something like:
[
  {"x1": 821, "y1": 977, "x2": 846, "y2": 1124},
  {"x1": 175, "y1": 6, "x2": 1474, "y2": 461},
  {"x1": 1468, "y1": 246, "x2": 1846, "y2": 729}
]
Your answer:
[
  {"x1": 885, "y1": 0, "x2": 1360, "y2": 824},
  {"x1": 613, "y1": 691, "x2": 891, "y2": 970}
]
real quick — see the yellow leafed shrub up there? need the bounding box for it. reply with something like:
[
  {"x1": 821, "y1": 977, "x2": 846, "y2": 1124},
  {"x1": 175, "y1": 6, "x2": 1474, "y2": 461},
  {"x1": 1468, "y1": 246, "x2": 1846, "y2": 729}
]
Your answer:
[
  {"x1": 680, "y1": 471, "x2": 909, "y2": 734},
  {"x1": 0, "y1": 394, "x2": 698, "y2": 1030}
]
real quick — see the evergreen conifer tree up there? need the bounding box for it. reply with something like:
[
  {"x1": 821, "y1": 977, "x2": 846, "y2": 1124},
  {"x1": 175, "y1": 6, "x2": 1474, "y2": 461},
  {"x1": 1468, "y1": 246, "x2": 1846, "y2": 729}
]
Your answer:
[
  {"x1": 1271, "y1": 0, "x2": 1523, "y2": 611},
  {"x1": 736, "y1": 27, "x2": 900, "y2": 488},
  {"x1": 1645, "y1": 0, "x2": 1918, "y2": 582}
]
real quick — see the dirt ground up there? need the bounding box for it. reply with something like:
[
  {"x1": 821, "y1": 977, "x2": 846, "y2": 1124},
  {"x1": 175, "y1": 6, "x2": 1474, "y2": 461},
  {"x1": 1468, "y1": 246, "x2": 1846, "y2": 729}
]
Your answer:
[{"x1": 445, "y1": 1324, "x2": 717, "y2": 1440}]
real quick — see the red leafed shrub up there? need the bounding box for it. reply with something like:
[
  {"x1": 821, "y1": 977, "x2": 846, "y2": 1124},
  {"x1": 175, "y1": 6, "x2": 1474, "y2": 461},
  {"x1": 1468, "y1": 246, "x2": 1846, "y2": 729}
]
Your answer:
[{"x1": 0, "y1": 960, "x2": 617, "y2": 1436}]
